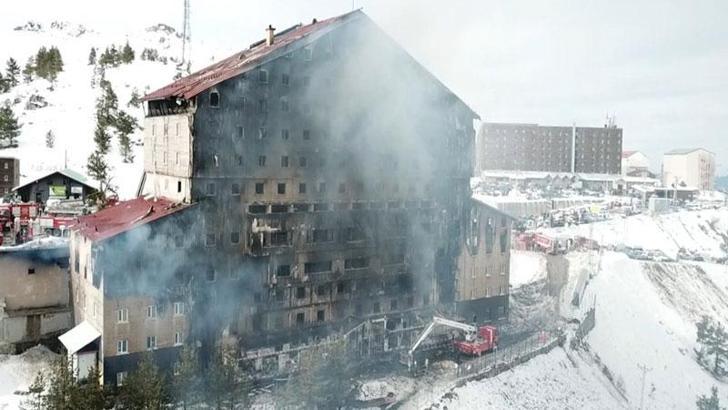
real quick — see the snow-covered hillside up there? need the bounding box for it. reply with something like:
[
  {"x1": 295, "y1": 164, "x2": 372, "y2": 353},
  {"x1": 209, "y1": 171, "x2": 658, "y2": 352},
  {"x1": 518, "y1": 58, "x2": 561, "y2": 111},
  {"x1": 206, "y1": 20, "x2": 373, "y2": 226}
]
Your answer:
[
  {"x1": 0, "y1": 20, "x2": 183, "y2": 198},
  {"x1": 421, "y1": 209, "x2": 728, "y2": 409},
  {"x1": 0, "y1": 346, "x2": 57, "y2": 409}
]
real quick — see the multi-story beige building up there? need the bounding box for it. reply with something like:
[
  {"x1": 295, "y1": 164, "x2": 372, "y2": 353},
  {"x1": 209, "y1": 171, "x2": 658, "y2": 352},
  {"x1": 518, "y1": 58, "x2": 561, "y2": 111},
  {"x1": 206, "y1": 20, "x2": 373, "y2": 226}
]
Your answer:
[
  {"x1": 662, "y1": 148, "x2": 715, "y2": 190},
  {"x1": 455, "y1": 199, "x2": 513, "y2": 322}
]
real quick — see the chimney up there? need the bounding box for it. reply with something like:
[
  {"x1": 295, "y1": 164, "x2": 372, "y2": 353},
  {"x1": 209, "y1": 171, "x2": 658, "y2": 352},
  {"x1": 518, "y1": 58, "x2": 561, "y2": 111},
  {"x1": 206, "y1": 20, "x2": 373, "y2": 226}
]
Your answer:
[{"x1": 266, "y1": 24, "x2": 276, "y2": 46}]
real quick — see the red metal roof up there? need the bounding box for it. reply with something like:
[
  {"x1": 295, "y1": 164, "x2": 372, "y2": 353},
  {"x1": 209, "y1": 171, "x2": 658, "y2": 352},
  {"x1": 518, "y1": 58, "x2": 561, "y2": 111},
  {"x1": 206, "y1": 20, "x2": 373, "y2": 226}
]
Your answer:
[
  {"x1": 72, "y1": 197, "x2": 192, "y2": 242},
  {"x1": 144, "y1": 10, "x2": 362, "y2": 101},
  {"x1": 622, "y1": 150, "x2": 637, "y2": 158}
]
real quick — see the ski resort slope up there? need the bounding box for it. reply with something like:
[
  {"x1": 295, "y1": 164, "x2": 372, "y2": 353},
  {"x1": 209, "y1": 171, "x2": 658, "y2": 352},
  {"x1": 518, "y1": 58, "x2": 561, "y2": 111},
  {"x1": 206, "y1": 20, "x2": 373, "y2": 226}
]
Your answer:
[
  {"x1": 0, "y1": 21, "x2": 182, "y2": 198},
  {"x1": 574, "y1": 252, "x2": 728, "y2": 409},
  {"x1": 544, "y1": 208, "x2": 728, "y2": 260}
]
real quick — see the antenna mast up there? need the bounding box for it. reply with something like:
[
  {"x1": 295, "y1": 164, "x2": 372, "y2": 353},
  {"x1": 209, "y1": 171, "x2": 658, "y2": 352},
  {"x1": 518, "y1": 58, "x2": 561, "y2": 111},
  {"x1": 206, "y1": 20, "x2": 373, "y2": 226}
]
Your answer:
[{"x1": 181, "y1": 0, "x2": 191, "y2": 74}]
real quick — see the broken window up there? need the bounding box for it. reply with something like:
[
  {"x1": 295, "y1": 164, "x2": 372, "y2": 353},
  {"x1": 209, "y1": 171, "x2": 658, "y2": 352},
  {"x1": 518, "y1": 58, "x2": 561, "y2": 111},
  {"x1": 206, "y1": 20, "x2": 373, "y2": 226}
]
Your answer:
[
  {"x1": 277, "y1": 183, "x2": 286, "y2": 194},
  {"x1": 230, "y1": 231, "x2": 240, "y2": 244},
  {"x1": 177, "y1": 181, "x2": 182, "y2": 193},
  {"x1": 296, "y1": 287, "x2": 306, "y2": 299},
  {"x1": 303, "y1": 129, "x2": 311, "y2": 140},
  {"x1": 257, "y1": 100, "x2": 267, "y2": 114},
  {"x1": 317, "y1": 310, "x2": 325, "y2": 322},
  {"x1": 337, "y1": 282, "x2": 348, "y2": 294},
  {"x1": 373, "y1": 302, "x2": 380, "y2": 314},
  {"x1": 280, "y1": 98, "x2": 289, "y2": 112},
  {"x1": 27, "y1": 268, "x2": 35, "y2": 274},
  {"x1": 309, "y1": 228, "x2": 333, "y2": 243},
  {"x1": 206, "y1": 183, "x2": 215, "y2": 196},
  {"x1": 206, "y1": 267, "x2": 216, "y2": 282},
  {"x1": 500, "y1": 232, "x2": 508, "y2": 253},
  {"x1": 281, "y1": 156, "x2": 289, "y2": 167},
  {"x1": 304, "y1": 261, "x2": 332, "y2": 274},
  {"x1": 299, "y1": 183, "x2": 306, "y2": 194},
  {"x1": 390, "y1": 299, "x2": 398, "y2": 311},
  {"x1": 344, "y1": 257, "x2": 369, "y2": 270},
  {"x1": 206, "y1": 233, "x2": 216, "y2": 247},
  {"x1": 276, "y1": 265, "x2": 291, "y2": 277},
  {"x1": 281, "y1": 73, "x2": 290, "y2": 86},
  {"x1": 271, "y1": 204, "x2": 288, "y2": 213},
  {"x1": 231, "y1": 183, "x2": 240, "y2": 195},
  {"x1": 344, "y1": 227, "x2": 366, "y2": 242},
  {"x1": 316, "y1": 284, "x2": 329, "y2": 296},
  {"x1": 209, "y1": 90, "x2": 220, "y2": 107},
  {"x1": 258, "y1": 156, "x2": 266, "y2": 167},
  {"x1": 255, "y1": 182, "x2": 265, "y2": 194},
  {"x1": 236, "y1": 126, "x2": 244, "y2": 139},
  {"x1": 258, "y1": 127, "x2": 267, "y2": 139},
  {"x1": 258, "y1": 69, "x2": 269, "y2": 84},
  {"x1": 485, "y1": 217, "x2": 494, "y2": 253},
  {"x1": 281, "y1": 129, "x2": 290, "y2": 140},
  {"x1": 296, "y1": 312, "x2": 305, "y2": 325},
  {"x1": 270, "y1": 231, "x2": 289, "y2": 246}
]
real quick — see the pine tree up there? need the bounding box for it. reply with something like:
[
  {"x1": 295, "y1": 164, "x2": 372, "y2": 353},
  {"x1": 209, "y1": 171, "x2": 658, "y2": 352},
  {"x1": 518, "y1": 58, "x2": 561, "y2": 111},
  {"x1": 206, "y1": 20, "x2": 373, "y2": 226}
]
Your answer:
[
  {"x1": 23, "y1": 57, "x2": 34, "y2": 83},
  {"x1": 0, "y1": 72, "x2": 8, "y2": 93},
  {"x1": 277, "y1": 340, "x2": 352, "y2": 409},
  {"x1": 116, "y1": 354, "x2": 167, "y2": 410},
  {"x1": 121, "y1": 41, "x2": 135, "y2": 64},
  {"x1": 696, "y1": 316, "x2": 728, "y2": 378},
  {"x1": 172, "y1": 345, "x2": 202, "y2": 409},
  {"x1": 127, "y1": 88, "x2": 141, "y2": 108},
  {"x1": 44, "y1": 355, "x2": 83, "y2": 410},
  {"x1": 75, "y1": 365, "x2": 108, "y2": 410},
  {"x1": 87, "y1": 150, "x2": 109, "y2": 193},
  {"x1": 45, "y1": 129, "x2": 55, "y2": 148},
  {"x1": 21, "y1": 372, "x2": 46, "y2": 410},
  {"x1": 115, "y1": 110, "x2": 137, "y2": 163},
  {"x1": 0, "y1": 105, "x2": 22, "y2": 147},
  {"x1": 696, "y1": 386, "x2": 725, "y2": 410},
  {"x1": 34, "y1": 47, "x2": 48, "y2": 80},
  {"x1": 88, "y1": 47, "x2": 97, "y2": 65},
  {"x1": 93, "y1": 122, "x2": 111, "y2": 155},
  {"x1": 6, "y1": 58, "x2": 20, "y2": 87},
  {"x1": 205, "y1": 343, "x2": 253, "y2": 410}
]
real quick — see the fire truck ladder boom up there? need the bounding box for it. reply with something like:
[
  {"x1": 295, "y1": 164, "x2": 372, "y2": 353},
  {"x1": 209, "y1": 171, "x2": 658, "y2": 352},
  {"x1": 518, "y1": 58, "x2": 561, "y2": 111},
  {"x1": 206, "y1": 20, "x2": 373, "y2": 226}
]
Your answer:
[{"x1": 407, "y1": 316, "x2": 477, "y2": 369}]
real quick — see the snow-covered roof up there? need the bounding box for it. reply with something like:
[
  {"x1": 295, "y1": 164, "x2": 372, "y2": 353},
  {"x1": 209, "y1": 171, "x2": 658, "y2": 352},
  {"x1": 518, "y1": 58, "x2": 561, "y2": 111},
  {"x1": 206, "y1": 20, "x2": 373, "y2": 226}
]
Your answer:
[
  {"x1": 664, "y1": 148, "x2": 714, "y2": 156},
  {"x1": 58, "y1": 321, "x2": 100, "y2": 355},
  {"x1": 14, "y1": 168, "x2": 97, "y2": 192}
]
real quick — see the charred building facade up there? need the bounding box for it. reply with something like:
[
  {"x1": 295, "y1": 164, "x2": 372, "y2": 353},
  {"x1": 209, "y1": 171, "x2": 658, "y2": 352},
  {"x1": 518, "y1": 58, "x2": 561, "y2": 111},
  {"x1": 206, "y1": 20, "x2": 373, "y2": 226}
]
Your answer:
[
  {"x1": 68, "y1": 10, "x2": 479, "y2": 384},
  {"x1": 478, "y1": 122, "x2": 622, "y2": 174}
]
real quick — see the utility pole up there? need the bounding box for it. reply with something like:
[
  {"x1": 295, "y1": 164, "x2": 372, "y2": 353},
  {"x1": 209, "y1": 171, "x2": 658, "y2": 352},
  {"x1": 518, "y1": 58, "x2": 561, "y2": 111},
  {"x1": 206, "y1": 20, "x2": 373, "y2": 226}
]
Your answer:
[
  {"x1": 638, "y1": 363, "x2": 652, "y2": 410},
  {"x1": 181, "y1": 0, "x2": 191, "y2": 74}
]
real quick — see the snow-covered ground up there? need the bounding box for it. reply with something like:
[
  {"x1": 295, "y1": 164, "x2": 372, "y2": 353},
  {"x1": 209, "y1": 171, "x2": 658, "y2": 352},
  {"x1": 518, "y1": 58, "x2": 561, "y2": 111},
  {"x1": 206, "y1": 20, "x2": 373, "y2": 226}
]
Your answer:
[
  {"x1": 0, "y1": 20, "x2": 185, "y2": 198},
  {"x1": 416, "y1": 208, "x2": 728, "y2": 409},
  {"x1": 0, "y1": 346, "x2": 57, "y2": 410},
  {"x1": 543, "y1": 208, "x2": 728, "y2": 260}
]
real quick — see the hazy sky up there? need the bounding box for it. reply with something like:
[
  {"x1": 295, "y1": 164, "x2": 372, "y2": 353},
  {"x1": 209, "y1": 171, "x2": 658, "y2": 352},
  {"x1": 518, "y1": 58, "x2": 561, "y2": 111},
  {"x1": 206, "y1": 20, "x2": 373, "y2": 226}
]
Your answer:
[{"x1": 4, "y1": 0, "x2": 728, "y2": 172}]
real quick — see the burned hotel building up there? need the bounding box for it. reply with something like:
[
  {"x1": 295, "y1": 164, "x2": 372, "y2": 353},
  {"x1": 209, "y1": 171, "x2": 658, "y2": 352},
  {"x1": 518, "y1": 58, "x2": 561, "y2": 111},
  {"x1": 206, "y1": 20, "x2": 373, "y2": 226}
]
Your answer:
[{"x1": 68, "y1": 10, "x2": 487, "y2": 383}]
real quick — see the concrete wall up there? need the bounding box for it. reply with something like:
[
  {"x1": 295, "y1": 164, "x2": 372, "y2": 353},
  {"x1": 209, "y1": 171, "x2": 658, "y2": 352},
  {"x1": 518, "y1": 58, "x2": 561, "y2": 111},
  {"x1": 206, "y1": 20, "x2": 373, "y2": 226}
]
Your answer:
[
  {"x1": 0, "y1": 157, "x2": 19, "y2": 195},
  {"x1": 0, "y1": 251, "x2": 68, "y2": 310}
]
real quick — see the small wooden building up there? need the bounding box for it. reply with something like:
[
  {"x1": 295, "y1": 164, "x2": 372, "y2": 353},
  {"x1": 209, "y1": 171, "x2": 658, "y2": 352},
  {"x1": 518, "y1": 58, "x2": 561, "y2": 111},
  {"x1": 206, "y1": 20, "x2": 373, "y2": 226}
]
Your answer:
[{"x1": 14, "y1": 169, "x2": 97, "y2": 204}]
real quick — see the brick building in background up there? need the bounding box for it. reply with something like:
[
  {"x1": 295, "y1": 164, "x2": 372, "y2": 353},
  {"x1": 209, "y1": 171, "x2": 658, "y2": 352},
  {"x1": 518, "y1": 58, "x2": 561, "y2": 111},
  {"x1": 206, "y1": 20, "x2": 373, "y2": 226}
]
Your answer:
[
  {"x1": 0, "y1": 157, "x2": 19, "y2": 196},
  {"x1": 477, "y1": 122, "x2": 622, "y2": 174}
]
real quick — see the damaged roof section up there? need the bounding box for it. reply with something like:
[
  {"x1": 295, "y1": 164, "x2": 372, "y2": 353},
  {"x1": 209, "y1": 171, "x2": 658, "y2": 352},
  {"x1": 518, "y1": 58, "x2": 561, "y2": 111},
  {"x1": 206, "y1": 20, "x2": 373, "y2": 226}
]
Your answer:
[
  {"x1": 143, "y1": 10, "x2": 361, "y2": 101},
  {"x1": 72, "y1": 196, "x2": 192, "y2": 242}
]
